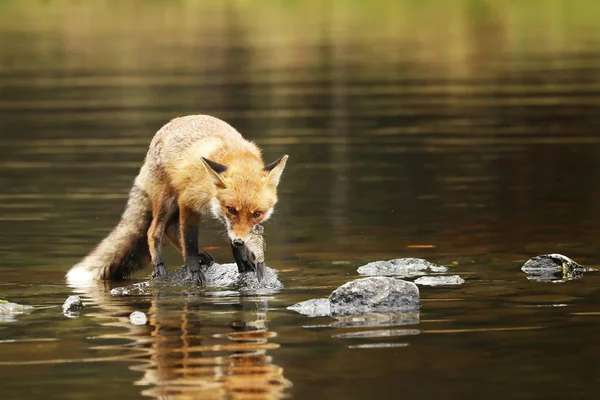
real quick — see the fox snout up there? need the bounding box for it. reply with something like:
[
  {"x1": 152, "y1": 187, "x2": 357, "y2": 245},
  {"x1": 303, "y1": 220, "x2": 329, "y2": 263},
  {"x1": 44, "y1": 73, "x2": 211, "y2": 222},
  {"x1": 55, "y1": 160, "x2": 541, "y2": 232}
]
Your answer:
[
  {"x1": 227, "y1": 226, "x2": 252, "y2": 247},
  {"x1": 228, "y1": 222, "x2": 260, "y2": 247}
]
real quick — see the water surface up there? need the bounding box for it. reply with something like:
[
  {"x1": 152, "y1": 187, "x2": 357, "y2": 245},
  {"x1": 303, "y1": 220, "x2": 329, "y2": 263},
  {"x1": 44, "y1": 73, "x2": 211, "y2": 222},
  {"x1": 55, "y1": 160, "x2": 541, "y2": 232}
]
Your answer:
[{"x1": 1, "y1": 1, "x2": 600, "y2": 399}]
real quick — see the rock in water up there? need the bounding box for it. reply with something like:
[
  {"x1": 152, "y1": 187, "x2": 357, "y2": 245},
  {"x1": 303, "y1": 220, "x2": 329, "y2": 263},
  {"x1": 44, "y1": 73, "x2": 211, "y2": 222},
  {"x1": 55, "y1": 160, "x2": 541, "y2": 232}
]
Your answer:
[
  {"x1": 129, "y1": 311, "x2": 148, "y2": 325},
  {"x1": 165, "y1": 262, "x2": 282, "y2": 289},
  {"x1": 287, "y1": 298, "x2": 331, "y2": 317},
  {"x1": 330, "y1": 277, "x2": 420, "y2": 315},
  {"x1": 521, "y1": 254, "x2": 582, "y2": 273},
  {"x1": 288, "y1": 277, "x2": 420, "y2": 318},
  {"x1": 414, "y1": 275, "x2": 465, "y2": 286},
  {"x1": 521, "y1": 254, "x2": 591, "y2": 282},
  {"x1": 62, "y1": 295, "x2": 84, "y2": 313},
  {"x1": 0, "y1": 301, "x2": 34, "y2": 322},
  {"x1": 357, "y1": 258, "x2": 447, "y2": 277},
  {"x1": 111, "y1": 262, "x2": 283, "y2": 296}
]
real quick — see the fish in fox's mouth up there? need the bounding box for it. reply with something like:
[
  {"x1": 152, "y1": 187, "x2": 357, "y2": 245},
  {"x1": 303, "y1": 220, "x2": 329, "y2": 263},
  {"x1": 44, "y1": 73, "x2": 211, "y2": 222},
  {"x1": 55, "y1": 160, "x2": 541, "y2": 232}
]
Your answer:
[{"x1": 231, "y1": 224, "x2": 267, "y2": 281}]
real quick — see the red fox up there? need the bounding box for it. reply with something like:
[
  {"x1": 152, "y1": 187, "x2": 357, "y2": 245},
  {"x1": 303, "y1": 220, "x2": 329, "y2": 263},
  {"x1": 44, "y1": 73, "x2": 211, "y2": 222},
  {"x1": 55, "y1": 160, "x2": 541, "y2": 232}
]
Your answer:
[{"x1": 66, "y1": 115, "x2": 288, "y2": 285}]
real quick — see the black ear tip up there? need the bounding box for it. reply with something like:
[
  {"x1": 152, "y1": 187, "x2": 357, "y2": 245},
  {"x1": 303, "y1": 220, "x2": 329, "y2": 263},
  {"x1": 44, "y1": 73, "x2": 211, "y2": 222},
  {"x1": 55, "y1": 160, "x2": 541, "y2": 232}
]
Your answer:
[
  {"x1": 264, "y1": 155, "x2": 289, "y2": 172},
  {"x1": 203, "y1": 157, "x2": 228, "y2": 174}
]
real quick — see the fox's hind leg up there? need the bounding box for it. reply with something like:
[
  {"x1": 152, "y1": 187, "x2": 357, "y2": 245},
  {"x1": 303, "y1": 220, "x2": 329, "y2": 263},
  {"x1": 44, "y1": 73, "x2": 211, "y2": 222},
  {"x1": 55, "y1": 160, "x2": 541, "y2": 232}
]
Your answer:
[
  {"x1": 148, "y1": 197, "x2": 177, "y2": 278},
  {"x1": 165, "y1": 210, "x2": 183, "y2": 254},
  {"x1": 165, "y1": 209, "x2": 214, "y2": 267}
]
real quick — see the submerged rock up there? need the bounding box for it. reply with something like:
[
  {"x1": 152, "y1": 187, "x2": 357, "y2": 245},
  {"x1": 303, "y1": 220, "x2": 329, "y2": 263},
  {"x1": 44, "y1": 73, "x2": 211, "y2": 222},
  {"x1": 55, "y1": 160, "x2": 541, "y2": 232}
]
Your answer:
[
  {"x1": 414, "y1": 275, "x2": 465, "y2": 286},
  {"x1": 0, "y1": 301, "x2": 34, "y2": 322},
  {"x1": 357, "y1": 258, "x2": 447, "y2": 277},
  {"x1": 111, "y1": 262, "x2": 283, "y2": 296},
  {"x1": 288, "y1": 277, "x2": 420, "y2": 318},
  {"x1": 288, "y1": 298, "x2": 331, "y2": 317},
  {"x1": 129, "y1": 311, "x2": 148, "y2": 325},
  {"x1": 62, "y1": 296, "x2": 84, "y2": 312},
  {"x1": 521, "y1": 254, "x2": 594, "y2": 282}
]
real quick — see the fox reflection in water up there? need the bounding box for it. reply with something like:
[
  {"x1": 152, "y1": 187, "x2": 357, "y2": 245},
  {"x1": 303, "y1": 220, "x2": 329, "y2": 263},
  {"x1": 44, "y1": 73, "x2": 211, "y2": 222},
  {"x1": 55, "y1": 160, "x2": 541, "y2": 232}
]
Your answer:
[{"x1": 68, "y1": 281, "x2": 291, "y2": 399}]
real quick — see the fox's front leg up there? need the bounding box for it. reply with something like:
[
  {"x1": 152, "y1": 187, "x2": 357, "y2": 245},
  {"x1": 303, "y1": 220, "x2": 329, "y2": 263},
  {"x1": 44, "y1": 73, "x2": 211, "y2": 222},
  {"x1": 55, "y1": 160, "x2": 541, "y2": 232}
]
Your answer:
[
  {"x1": 165, "y1": 211, "x2": 214, "y2": 267},
  {"x1": 179, "y1": 206, "x2": 206, "y2": 286},
  {"x1": 148, "y1": 198, "x2": 177, "y2": 278}
]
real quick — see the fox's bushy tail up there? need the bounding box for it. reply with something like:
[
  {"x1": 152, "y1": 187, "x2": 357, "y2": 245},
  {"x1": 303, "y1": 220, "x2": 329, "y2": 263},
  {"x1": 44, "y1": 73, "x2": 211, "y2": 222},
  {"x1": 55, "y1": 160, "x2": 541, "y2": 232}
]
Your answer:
[{"x1": 66, "y1": 185, "x2": 152, "y2": 284}]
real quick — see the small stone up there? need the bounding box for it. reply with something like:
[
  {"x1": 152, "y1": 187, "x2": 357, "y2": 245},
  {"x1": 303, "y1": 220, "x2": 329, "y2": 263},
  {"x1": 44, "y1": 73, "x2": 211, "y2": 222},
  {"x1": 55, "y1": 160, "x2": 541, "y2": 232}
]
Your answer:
[
  {"x1": 521, "y1": 254, "x2": 590, "y2": 282},
  {"x1": 414, "y1": 275, "x2": 465, "y2": 286},
  {"x1": 62, "y1": 296, "x2": 83, "y2": 313},
  {"x1": 287, "y1": 298, "x2": 331, "y2": 317},
  {"x1": 357, "y1": 258, "x2": 447, "y2": 277},
  {"x1": 521, "y1": 254, "x2": 582, "y2": 273},
  {"x1": 129, "y1": 311, "x2": 148, "y2": 325},
  {"x1": 0, "y1": 302, "x2": 34, "y2": 322},
  {"x1": 330, "y1": 277, "x2": 420, "y2": 315}
]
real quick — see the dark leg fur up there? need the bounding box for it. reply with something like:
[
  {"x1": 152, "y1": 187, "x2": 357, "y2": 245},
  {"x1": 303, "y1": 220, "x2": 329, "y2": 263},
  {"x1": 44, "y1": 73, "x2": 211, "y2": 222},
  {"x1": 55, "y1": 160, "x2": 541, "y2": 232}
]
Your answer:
[
  {"x1": 180, "y1": 207, "x2": 206, "y2": 286},
  {"x1": 165, "y1": 209, "x2": 214, "y2": 268},
  {"x1": 164, "y1": 210, "x2": 183, "y2": 254},
  {"x1": 148, "y1": 198, "x2": 176, "y2": 279}
]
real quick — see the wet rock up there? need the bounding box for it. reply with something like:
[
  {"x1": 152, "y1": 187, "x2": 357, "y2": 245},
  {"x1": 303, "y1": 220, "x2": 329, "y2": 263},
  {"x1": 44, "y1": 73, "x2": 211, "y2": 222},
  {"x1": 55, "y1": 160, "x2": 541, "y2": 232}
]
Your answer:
[
  {"x1": 521, "y1": 254, "x2": 582, "y2": 273},
  {"x1": 164, "y1": 262, "x2": 283, "y2": 290},
  {"x1": 521, "y1": 254, "x2": 593, "y2": 282},
  {"x1": 62, "y1": 296, "x2": 84, "y2": 313},
  {"x1": 357, "y1": 258, "x2": 447, "y2": 277},
  {"x1": 111, "y1": 262, "x2": 283, "y2": 296},
  {"x1": 288, "y1": 277, "x2": 420, "y2": 318},
  {"x1": 414, "y1": 275, "x2": 465, "y2": 286},
  {"x1": 287, "y1": 298, "x2": 331, "y2": 317},
  {"x1": 0, "y1": 301, "x2": 34, "y2": 322},
  {"x1": 129, "y1": 311, "x2": 148, "y2": 325},
  {"x1": 330, "y1": 277, "x2": 420, "y2": 315}
]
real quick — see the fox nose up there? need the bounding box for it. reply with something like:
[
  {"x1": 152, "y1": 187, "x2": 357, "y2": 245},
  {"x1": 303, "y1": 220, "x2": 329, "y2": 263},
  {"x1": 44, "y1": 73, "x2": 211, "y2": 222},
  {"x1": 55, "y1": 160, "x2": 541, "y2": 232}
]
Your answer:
[{"x1": 232, "y1": 239, "x2": 245, "y2": 247}]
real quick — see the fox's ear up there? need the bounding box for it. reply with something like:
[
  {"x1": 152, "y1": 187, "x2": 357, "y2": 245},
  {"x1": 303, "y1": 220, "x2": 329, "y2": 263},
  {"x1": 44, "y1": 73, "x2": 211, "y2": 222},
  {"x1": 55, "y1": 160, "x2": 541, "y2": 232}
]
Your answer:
[
  {"x1": 264, "y1": 155, "x2": 289, "y2": 187},
  {"x1": 201, "y1": 157, "x2": 228, "y2": 188}
]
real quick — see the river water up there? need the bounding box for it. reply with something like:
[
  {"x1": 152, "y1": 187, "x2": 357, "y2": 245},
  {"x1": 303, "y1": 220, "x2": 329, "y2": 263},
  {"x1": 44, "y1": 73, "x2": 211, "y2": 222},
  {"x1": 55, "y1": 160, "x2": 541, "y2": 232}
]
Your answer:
[{"x1": 1, "y1": 1, "x2": 600, "y2": 399}]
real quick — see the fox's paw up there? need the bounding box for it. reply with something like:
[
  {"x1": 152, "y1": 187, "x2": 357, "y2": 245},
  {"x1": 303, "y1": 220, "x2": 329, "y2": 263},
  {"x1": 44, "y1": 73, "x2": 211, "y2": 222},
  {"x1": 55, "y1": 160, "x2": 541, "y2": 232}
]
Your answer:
[
  {"x1": 186, "y1": 269, "x2": 206, "y2": 286},
  {"x1": 152, "y1": 263, "x2": 168, "y2": 279}
]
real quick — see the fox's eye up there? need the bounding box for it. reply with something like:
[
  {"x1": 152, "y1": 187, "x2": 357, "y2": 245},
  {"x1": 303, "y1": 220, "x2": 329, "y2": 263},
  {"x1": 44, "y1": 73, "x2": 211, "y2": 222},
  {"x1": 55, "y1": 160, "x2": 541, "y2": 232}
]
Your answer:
[
  {"x1": 253, "y1": 211, "x2": 263, "y2": 219},
  {"x1": 227, "y1": 206, "x2": 238, "y2": 216}
]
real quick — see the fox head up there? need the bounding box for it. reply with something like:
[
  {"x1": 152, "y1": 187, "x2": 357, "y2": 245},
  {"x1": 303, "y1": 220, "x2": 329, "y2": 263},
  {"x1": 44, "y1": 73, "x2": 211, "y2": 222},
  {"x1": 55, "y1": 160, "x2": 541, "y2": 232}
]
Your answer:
[{"x1": 201, "y1": 155, "x2": 288, "y2": 246}]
